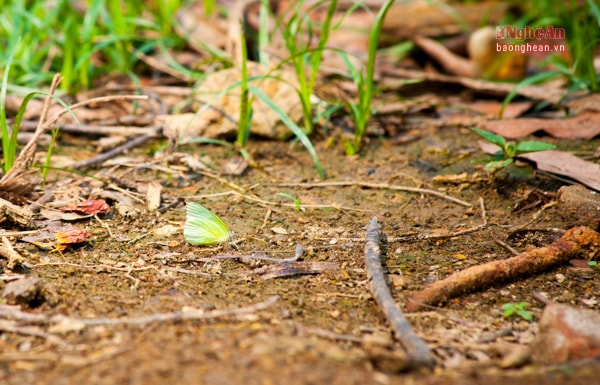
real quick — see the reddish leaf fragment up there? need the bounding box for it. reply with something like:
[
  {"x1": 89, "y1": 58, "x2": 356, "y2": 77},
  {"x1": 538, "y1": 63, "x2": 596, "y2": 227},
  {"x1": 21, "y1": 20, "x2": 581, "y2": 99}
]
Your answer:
[
  {"x1": 60, "y1": 200, "x2": 110, "y2": 215},
  {"x1": 55, "y1": 228, "x2": 92, "y2": 250}
]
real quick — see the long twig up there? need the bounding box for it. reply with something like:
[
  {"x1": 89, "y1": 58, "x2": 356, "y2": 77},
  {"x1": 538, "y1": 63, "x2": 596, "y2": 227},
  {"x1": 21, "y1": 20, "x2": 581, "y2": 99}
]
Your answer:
[
  {"x1": 364, "y1": 217, "x2": 435, "y2": 369},
  {"x1": 69, "y1": 128, "x2": 161, "y2": 169},
  {"x1": 406, "y1": 226, "x2": 600, "y2": 312},
  {"x1": 276, "y1": 181, "x2": 471, "y2": 207},
  {"x1": 0, "y1": 295, "x2": 280, "y2": 327}
]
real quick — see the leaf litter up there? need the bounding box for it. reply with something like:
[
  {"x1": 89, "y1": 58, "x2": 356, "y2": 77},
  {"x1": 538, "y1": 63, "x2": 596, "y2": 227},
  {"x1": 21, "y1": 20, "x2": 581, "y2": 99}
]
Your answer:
[{"x1": 1, "y1": 1, "x2": 600, "y2": 384}]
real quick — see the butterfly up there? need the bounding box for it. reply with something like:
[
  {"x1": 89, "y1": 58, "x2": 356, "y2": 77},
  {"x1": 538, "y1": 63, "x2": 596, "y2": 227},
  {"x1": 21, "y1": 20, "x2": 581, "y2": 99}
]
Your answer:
[{"x1": 184, "y1": 202, "x2": 231, "y2": 245}]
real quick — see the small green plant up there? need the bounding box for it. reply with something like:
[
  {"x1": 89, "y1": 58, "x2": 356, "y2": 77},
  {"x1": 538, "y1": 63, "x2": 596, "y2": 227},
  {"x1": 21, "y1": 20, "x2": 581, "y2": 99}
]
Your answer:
[
  {"x1": 277, "y1": 0, "x2": 338, "y2": 135},
  {"x1": 471, "y1": 128, "x2": 556, "y2": 172},
  {"x1": 277, "y1": 192, "x2": 303, "y2": 212},
  {"x1": 501, "y1": 301, "x2": 533, "y2": 321},
  {"x1": 340, "y1": 0, "x2": 394, "y2": 155}
]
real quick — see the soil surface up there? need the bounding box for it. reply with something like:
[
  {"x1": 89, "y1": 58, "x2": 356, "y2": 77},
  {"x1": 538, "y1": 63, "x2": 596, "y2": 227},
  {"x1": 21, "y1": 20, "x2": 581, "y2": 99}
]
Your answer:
[{"x1": 2, "y1": 127, "x2": 600, "y2": 384}]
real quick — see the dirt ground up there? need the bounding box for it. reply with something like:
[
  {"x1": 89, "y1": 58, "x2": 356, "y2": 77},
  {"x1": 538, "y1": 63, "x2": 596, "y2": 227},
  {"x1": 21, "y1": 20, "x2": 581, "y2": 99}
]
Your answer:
[{"x1": 1, "y1": 126, "x2": 600, "y2": 384}]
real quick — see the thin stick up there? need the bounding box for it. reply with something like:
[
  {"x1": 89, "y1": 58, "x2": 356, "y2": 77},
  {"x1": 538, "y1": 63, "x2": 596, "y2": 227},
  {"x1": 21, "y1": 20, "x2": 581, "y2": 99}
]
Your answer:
[
  {"x1": 406, "y1": 226, "x2": 600, "y2": 312},
  {"x1": 276, "y1": 181, "x2": 471, "y2": 207},
  {"x1": 43, "y1": 95, "x2": 149, "y2": 127},
  {"x1": 364, "y1": 217, "x2": 435, "y2": 369},
  {"x1": 0, "y1": 295, "x2": 280, "y2": 328},
  {"x1": 69, "y1": 129, "x2": 160, "y2": 169},
  {"x1": 389, "y1": 197, "x2": 487, "y2": 242}
]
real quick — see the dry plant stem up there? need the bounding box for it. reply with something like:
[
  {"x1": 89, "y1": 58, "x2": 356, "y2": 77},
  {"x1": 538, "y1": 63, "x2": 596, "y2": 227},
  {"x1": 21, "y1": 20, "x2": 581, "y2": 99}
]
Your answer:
[
  {"x1": 17, "y1": 121, "x2": 157, "y2": 136},
  {"x1": 277, "y1": 181, "x2": 471, "y2": 207},
  {"x1": 0, "y1": 295, "x2": 280, "y2": 327},
  {"x1": 43, "y1": 95, "x2": 149, "y2": 127},
  {"x1": 2, "y1": 236, "x2": 24, "y2": 269},
  {"x1": 0, "y1": 198, "x2": 32, "y2": 226},
  {"x1": 406, "y1": 226, "x2": 600, "y2": 312},
  {"x1": 69, "y1": 128, "x2": 160, "y2": 169},
  {"x1": 389, "y1": 197, "x2": 487, "y2": 242},
  {"x1": 364, "y1": 217, "x2": 435, "y2": 369}
]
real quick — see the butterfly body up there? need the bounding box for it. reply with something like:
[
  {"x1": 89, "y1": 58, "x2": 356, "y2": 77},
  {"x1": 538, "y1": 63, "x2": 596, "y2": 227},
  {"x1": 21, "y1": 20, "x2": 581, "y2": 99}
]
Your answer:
[{"x1": 184, "y1": 202, "x2": 231, "y2": 245}]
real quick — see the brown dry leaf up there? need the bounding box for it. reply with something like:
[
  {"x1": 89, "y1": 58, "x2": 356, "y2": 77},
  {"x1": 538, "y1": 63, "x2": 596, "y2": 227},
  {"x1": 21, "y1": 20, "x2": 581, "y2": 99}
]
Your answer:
[
  {"x1": 457, "y1": 100, "x2": 533, "y2": 119},
  {"x1": 481, "y1": 111, "x2": 600, "y2": 139},
  {"x1": 60, "y1": 200, "x2": 110, "y2": 215},
  {"x1": 383, "y1": 1, "x2": 507, "y2": 38},
  {"x1": 521, "y1": 150, "x2": 600, "y2": 192},
  {"x1": 174, "y1": 3, "x2": 228, "y2": 54},
  {"x1": 54, "y1": 228, "x2": 92, "y2": 250}
]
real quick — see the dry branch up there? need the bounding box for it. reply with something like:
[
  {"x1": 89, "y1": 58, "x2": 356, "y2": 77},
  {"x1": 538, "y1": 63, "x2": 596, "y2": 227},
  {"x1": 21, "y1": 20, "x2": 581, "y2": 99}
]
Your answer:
[
  {"x1": 277, "y1": 181, "x2": 471, "y2": 207},
  {"x1": 0, "y1": 295, "x2": 280, "y2": 328},
  {"x1": 364, "y1": 217, "x2": 435, "y2": 369},
  {"x1": 406, "y1": 226, "x2": 600, "y2": 312}
]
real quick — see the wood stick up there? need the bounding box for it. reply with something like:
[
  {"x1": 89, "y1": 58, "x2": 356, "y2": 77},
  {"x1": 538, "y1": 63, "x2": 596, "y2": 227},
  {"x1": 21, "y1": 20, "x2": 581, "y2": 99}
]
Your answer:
[
  {"x1": 406, "y1": 226, "x2": 600, "y2": 312},
  {"x1": 364, "y1": 217, "x2": 435, "y2": 369}
]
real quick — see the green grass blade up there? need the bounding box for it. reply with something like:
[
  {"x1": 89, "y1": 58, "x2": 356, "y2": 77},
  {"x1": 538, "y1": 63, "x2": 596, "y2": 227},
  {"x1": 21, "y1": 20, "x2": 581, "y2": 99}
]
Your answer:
[
  {"x1": 249, "y1": 86, "x2": 326, "y2": 179},
  {"x1": 499, "y1": 70, "x2": 561, "y2": 119},
  {"x1": 1, "y1": 45, "x2": 18, "y2": 173}
]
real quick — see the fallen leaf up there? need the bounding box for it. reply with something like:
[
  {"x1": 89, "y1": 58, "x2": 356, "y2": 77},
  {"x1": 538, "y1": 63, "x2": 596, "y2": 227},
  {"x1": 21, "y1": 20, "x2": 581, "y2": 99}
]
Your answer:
[
  {"x1": 54, "y1": 228, "x2": 92, "y2": 250},
  {"x1": 60, "y1": 200, "x2": 110, "y2": 215},
  {"x1": 481, "y1": 111, "x2": 600, "y2": 139}
]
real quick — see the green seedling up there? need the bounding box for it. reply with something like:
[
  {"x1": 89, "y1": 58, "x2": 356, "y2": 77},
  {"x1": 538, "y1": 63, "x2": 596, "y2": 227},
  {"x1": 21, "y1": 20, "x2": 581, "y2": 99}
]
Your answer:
[
  {"x1": 277, "y1": 0, "x2": 338, "y2": 135},
  {"x1": 184, "y1": 202, "x2": 232, "y2": 246},
  {"x1": 501, "y1": 301, "x2": 533, "y2": 321},
  {"x1": 340, "y1": 0, "x2": 394, "y2": 155},
  {"x1": 471, "y1": 128, "x2": 556, "y2": 172},
  {"x1": 277, "y1": 192, "x2": 303, "y2": 212}
]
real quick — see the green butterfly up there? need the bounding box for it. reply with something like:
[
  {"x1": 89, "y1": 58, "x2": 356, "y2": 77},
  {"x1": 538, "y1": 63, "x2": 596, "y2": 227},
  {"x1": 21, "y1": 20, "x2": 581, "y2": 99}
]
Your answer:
[{"x1": 184, "y1": 202, "x2": 231, "y2": 245}]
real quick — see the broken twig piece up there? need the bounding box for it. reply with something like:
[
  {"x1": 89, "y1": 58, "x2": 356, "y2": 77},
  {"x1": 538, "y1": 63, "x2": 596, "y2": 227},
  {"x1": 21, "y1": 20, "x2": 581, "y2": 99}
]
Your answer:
[
  {"x1": 365, "y1": 217, "x2": 435, "y2": 369},
  {"x1": 407, "y1": 226, "x2": 600, "y2": 311}
]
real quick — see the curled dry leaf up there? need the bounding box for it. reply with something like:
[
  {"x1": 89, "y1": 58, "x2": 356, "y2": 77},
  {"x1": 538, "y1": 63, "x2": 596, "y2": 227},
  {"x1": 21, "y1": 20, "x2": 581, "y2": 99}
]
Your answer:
[
  {"x1": 60, "y1": 200, "x2": 110, "y2": 215},
  {"x1": 54, "y1": 228, "x2": 93, "y2": 251}
]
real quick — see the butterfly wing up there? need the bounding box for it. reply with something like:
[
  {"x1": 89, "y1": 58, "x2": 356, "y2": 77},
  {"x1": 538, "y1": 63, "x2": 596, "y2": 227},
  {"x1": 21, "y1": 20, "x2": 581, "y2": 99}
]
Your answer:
[{"x1": 184, "y1": 202, "x2": 230, "y2": 245}]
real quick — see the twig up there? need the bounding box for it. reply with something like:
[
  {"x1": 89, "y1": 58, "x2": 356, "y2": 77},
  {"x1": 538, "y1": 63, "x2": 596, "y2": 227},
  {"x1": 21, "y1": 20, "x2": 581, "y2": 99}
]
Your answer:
[
  {"x1": 276, "y1": 181, "x2": 472, "y2": 207},
  {"x1": 0, "y1": 296, "x2": 280, "y2": 328},
  {"x1": 17, "y1": 121, "x2": 158, "y2": 136},
  {"x1": 43, "y1": 94, "x2": 149, "y2": 127},
  {"x1": 492, "y1": 235, "x2": 520, "y2": 256},
  {"x1": 2, "y1": 236, "x2": 25, "y2": 269},
  {"x1": 406, "y1": 226, "x2": 600, "y2": 312},
  {"x1": 69, "y1": 129, "x2": 160, "y2": 169},
  {"x1": 389, "y1": 197, "x2": 487, "y2": 242},
  {"x1": 247, "y1": 261, "x2": 338, "y2": 280},
  {"x1": 364, "y1": 217, "x2": 435, "y2": 369},
  {"x1": 190, "y1": 189, "x2": 368, "y2": 212}
]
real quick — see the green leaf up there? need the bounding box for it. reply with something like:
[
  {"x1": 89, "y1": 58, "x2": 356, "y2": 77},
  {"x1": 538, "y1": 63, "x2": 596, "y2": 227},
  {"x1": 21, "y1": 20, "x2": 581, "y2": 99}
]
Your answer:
[
  {"x1": 515, "y1": 141, "x2": 556, "y2": 154},
  {"x1": 517, "y1": 309, "x2": 533, "y2": 321},
  {"x1": 485, "y1": 158, "x2": 513, "y2": 171},
  {"x1": 249, "y1": 86, "x2": 326, "y2": 179},
  {"x1": 499, "y1": 70, "x2": 561, "y2": 118},
  {"x1": 471, "y1": 128, "x2": 506, "y2": 148}
]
